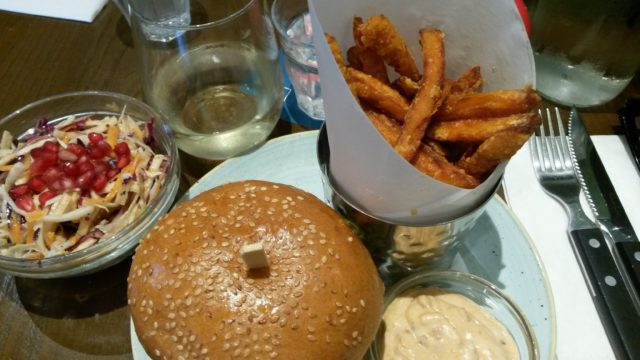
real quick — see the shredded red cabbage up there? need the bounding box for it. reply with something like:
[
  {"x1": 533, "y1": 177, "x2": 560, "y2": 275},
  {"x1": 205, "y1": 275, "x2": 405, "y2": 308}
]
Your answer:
[
  {"x1": 144, "y1": 118, "x2": 156, "y2": 146},
  {"x1": 35, "y1": 118, "x2": 55, "y2": 136}
]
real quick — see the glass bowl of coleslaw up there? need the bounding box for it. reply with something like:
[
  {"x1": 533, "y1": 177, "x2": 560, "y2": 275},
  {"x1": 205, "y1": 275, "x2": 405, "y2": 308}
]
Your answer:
[{"x1": 0, "y1": 91, "x2": 180, "y2": 278}]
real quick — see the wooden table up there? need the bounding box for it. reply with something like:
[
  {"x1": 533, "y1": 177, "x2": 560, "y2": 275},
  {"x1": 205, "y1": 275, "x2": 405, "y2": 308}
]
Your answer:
[{"x1": 0, "y1": 3, "x2": 637, "y2": 359}]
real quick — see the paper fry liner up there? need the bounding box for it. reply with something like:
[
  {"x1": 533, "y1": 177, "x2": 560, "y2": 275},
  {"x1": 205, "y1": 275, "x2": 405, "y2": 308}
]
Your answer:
[{"x1": 309, "y1": 0, "x2": 534, "y2": 226}]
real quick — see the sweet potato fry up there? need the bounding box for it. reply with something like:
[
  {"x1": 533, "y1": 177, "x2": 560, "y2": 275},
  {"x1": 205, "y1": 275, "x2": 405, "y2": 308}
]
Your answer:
[
  {"x1": 424, "y1": 139, "x2": 448, "y2": 158},
  {"x1": 347, "y1": 46, "x2": 364, "y2": 70},
  {"x1": 365, "y1": 110, "x2": 401, "y2": 144},
  {"x1": 395, "y1": 29, "x2": 445, "y2": 161},
  {"x1": 325, "y1": 33, "x2": 347, "y2": 76},
  {"x1": 449, "y1": 66, "x2": 483, "y2": 95},
  {"x1": 413, "y1": 144, "x2": 480, "y2": 189},
  {"x1": 353, "y1": 17, "x2": 389, "y2": 83},
  {"x1": 435, "y1": 85, "x2": 540, "y2": 122},
  {"x1": 359, "y1": 15, "x2": 420, "y2": 81},
  {"x1": 392, "y1": 76, "x2": 420, "y2": 99},
  {"x1": 427, "y1": 113, "x2": 540, "y2": 142},
  {"x1": 457, "y1": 130, "x2": 531, "y2": 178},
  {"x1": 347, "y1": 67, "x2": 410, "y2": 122}
]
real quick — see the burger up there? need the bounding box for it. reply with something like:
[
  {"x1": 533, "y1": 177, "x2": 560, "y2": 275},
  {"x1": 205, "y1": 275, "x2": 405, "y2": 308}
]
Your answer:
[{"x1": 128, "y1": 180, "x2": 385, "y2": 359}]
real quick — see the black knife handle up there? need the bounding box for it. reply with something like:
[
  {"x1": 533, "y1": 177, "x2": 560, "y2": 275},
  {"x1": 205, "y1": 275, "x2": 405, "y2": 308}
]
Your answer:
[
  {"x1": 570, "y1": 228, "x2": 640, "y2": 360},
  {"x1": 616, "y1": 242, "x2": 640, "y2": 300}
]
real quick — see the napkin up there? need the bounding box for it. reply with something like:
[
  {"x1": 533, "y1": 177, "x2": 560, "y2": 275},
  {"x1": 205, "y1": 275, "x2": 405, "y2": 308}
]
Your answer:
[
  {"x1": 504, "y1": 135, "x2": 640, "y2": 360},
  {"x1": 0, "y1": 0, "x2": 108, "y2": 23}
]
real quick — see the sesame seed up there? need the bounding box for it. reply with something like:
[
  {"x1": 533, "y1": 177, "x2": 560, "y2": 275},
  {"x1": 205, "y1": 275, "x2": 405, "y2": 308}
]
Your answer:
[
  {"x1": 352, "y1": 331, "x2": 358, "y2": 338},
  {"x1": 307, "y1": 335, "x2": 317, "y2": 342}
]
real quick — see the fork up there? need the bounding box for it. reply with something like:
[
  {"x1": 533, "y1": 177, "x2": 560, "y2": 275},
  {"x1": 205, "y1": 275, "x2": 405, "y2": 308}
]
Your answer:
[{"x1": 531, "y1": 107, "x2": 640, "y2": 360}]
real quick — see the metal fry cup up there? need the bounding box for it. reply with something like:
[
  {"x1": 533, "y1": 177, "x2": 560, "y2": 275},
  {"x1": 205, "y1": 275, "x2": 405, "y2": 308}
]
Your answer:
[{"x1": 317, "y1": 127, "x2": 499, "y2": 285}]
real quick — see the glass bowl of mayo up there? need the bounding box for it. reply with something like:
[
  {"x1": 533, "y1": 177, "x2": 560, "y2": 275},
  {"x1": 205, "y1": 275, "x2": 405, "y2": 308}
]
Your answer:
[{"x1": 369, "y1": 270, "x2": 538, "y2": 360}]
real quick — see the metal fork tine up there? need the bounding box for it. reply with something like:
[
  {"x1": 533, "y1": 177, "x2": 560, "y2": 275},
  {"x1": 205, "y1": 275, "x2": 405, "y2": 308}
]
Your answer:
[
  {"x1": 545, "y1": 107, "x2": 561, "y2": 171},
  {"x1": 529, "y1": 132, "x2": 540, "y2": 171},
  {"x1": 555, "y1": 107, "x2": 572, "y2": 170},
  {"x1": 536, "y1": 110, "x2": 549, "y2": 170}
]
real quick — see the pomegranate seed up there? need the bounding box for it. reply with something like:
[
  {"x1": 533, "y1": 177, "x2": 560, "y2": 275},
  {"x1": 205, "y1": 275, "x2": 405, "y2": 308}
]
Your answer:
[
  {"x1": 50, "y1": 178, "x2": 75, "y2": 192},
  {"x1": 88, "y1": 145, "x2": 105, "y2": 159},
  {"x1": 15, "y1": 195, "x2": 35, "y2": 212},
  {"x1": 43, "y1": 141, "x2": 60, "y2": 153},
  {"x1": 29, "y1": 159, "x2": 49, "y2": 175},
  {"x1": 77, "y1": 162, "x2": 94, "y2": 174},
  {"x1": 42, "y1": 167, "x2": 64, "y2": 185},
  {"x1": 67, "y1": 143, "x2": 86, "y2": 157},
  {"x1": 38, "y1": 150, "x2": 57, "y2": 166},
  {"x1": 58, "y1": 149, "x2": 78, "y2": 162},
  {"x1": 96, "y1": 140, "x2": 112, "y2": 154},
  {"x1": 114, "y1": 142, "x2": 130, "y2": 156},
  {"x1": 93, "y1": 162, "x2": 109, "y2": 175},
  {"x1": 88, "y1": 133, "x2": 103, "y2": 144},
  {"x1": 77, "y1": 155, "x2": 89, "y2": 164},
  {"x1": 60, "y1": 177, "x2": 76, "y2": 190},
  {"x1": 9, "y1": 184, "x2": 32, "y2": 199},
  {"x1": 39, "y1": 190, "x2": 58, "y2": 206},
  {"x1": 61, "y1": 161, "x2": 81, "y2": 177},
  {"x1": 107, "y1": 168, "x2": 120, "y2": 179},
  {"x1": 30, "y1": 147, "x2": 46, "y2": 159},
  {"x1": 27, "y1": 176, "x2": 47, "y2": 193},
  {"x1": 50, "y1": 180, "x2": 64, "y2": 192},
  {"x1": 92, "y1": 175, "x2": 108, "y2": 192},
  {"x1": 76, "y1": 171, "x2": 95, "y2": 190},
  {"x1": 116, "y1": 156, "x2": 130, "y2": 169}
]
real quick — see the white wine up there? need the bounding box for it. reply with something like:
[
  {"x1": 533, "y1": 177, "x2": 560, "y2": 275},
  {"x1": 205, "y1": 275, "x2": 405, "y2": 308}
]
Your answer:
[{"x1": 147, "y1": 42, "x2": 282, "y2": 159}]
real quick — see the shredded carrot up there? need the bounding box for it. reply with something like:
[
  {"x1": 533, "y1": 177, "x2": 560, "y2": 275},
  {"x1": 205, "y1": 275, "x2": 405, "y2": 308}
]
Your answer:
[
  {"x1": 106, "y1": 126, "x2": 120, "y2": 148},
  {"x1": 10, "y1": 213, "x2": 22, "y2": 244},
  {"x1": 0, "y1": 165, "x2": 13, "y2": 172},
  {"x1": 26, "y1": 223, "x2": 34, "y2": 244},
  {"x1": 125, "y1": 155, "x2": 140, "y2": 175},
  {"x1": 26, "y1": 210, "x2": 45, "y2": 223},
  {"x1": 68, "y1": 235, "x2": 79, "y2": 246},
  {"x1": 46, "y1": 231, "x2": 56, "y2": 247}
]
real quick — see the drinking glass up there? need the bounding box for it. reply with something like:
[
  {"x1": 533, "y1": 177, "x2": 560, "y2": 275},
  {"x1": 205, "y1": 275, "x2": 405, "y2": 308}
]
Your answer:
[
  {"x1": 271, "y1": 0, "x2": 324, "y2": 120},
  {"x1": 530, "y1": 0, "x2": 640, "y2": 107},
  {"x1": 112, "y1": 0, "x2": 191, "y2": 42},
  {"x1": 128, "y1": 0, "x2": 283, "y2": 160}
]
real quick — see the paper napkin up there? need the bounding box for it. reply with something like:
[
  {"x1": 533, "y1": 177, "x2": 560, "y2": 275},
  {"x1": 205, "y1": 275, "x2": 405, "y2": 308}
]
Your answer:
[
  {"x1": 504, "y1": 135, "x2": 640, "y2": 360},
  {"x1": 0, "y1": 0, "x2": 108, "y2": 23}
]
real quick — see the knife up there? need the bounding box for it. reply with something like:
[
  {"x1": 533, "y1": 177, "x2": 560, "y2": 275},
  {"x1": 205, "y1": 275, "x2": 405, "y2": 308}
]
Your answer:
[{"x1": 568, "y1": 108, "x2": 640, "y2": 305}]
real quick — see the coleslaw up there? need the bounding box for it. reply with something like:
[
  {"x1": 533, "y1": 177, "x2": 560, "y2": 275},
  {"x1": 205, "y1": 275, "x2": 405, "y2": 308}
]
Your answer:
[{"x1": 0, "y1": 112, "x2": 169, "y2": 259}]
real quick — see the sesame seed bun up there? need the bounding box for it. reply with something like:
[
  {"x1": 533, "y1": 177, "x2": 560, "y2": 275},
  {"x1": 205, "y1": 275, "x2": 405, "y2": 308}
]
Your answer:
[{"x1": 128, "y1": 180, "x2": 385, "y2": 360}]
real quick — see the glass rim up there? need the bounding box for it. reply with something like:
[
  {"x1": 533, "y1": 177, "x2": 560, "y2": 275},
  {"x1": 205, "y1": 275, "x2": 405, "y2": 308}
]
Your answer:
[
  {"x1": 270, "y1": 0, "x2": 315, "y2": 49},
  {"x1": 131, "y1": 0, "x2": 257, "y2": 31}
]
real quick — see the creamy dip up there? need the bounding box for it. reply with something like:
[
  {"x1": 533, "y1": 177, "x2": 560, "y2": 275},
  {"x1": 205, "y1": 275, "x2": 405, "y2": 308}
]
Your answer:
[{"x1": 382, "y1": 288, "x2": 519, "y2": 360}]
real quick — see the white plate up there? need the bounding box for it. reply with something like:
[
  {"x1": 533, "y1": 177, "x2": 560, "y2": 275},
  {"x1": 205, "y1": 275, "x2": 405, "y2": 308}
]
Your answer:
[{"x1": 131, "y1": 130, "x2": 556, "y2": 359}]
